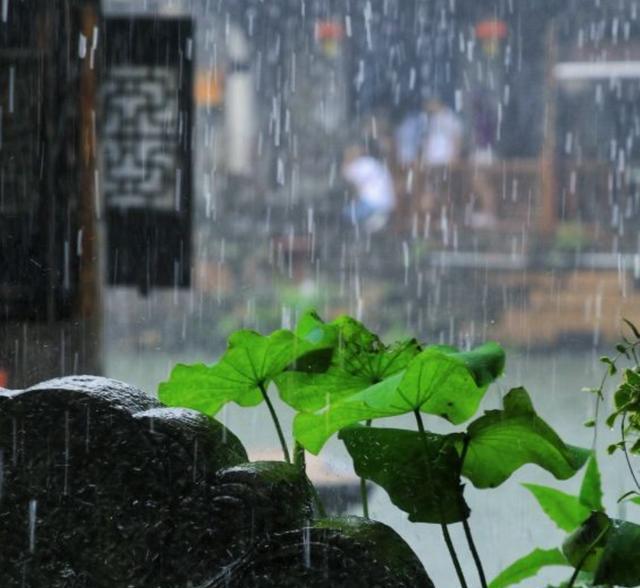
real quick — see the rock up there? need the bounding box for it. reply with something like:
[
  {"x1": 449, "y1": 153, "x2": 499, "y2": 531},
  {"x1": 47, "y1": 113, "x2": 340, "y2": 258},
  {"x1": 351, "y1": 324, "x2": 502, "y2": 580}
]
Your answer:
[
  {"x1": 0, "y1": 377, "x2": 246, "y2": 587},
  {"x1": 211, "y1": 461, "x2": 316, "y2": 544},
  {"x1": 0, "y1": 376, "x2": 431, "y2": 588},
  {"x1": 201, "y1": 516, "x2": 434, "y2": 588}
]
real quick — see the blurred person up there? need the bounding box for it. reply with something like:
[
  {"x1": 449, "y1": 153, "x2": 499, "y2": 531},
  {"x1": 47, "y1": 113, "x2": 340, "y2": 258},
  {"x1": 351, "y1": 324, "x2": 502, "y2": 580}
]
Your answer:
[
  {"x1": 469, "y1": 87, "x2": 500, "y2": 228},
  {"x1": 418, "y1": 98, "x2": 463, "y2": 214},
  {"x1": 421, "y1": 98, "x2": 463, "y2": 167},
  {"x1": 362, "y1": 109, "x2": 396, "y2": 162},
  {"x1": 394, "y1": 108, "x2": 428, "y2": 168},
  {"x1": 342, "y1": 144, "x2": 396, "y2": 232},
  {"x1": 470, "y1": 88, "x2": 497, "y2": 164},
  {"x1": 394, "y1": 98, "x2": 462, "y2": 169}
]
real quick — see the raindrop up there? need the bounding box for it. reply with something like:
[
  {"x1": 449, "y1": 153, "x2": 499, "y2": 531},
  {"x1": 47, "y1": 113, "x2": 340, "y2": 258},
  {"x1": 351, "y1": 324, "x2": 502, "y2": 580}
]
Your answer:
[
  {"x1": 63, "y1": 410, "x2": 70, "y2": 496},
  {"x1": 454, "y1": 89, "x2": 463, "y2": 112},
  {"x1": 8, "y1": 65, "x2": 15, "y2": 114},
  {"x1": 192, "y1": 439, "x2": 198, "y2": 483},
  {"x1": 11, "y1": 417, "x2": 17, "y2": 465},
  {"x1": 84, "y1": 408, "x2": 91, "y2": 454},
  {"x1": 78, "y1": 33, "x2": 87, "y2": 59},
  {"x1": 175, "y1": 168, "x2": 182, "y2": 211},
  {"x1": 28, "y1": 499, "x2": 37, "y2": 554},
  {"x1": 402, "y1": 241, "x2": 410, "y2": 285},
  {"x1": 345, "y1": 14, "x2": 352, "y2": 38}
]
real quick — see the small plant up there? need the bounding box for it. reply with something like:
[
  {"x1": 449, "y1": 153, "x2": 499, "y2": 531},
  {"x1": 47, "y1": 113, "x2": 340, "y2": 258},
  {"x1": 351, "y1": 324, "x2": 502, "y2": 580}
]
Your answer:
[
  {"x1": 159, "y1": 309, "x2": 589, "y2": 587},
  {"x1": 491, "y1": 453, "x2": 640, "y2": 587},
  {"x1": 583, "y1": 318, "x2": 640, "y2": 505},
  {"x1": 552, "y1": 222, "x2": 593, "y2": 253},
  {"x1": 491, "y1": 318, "x2": 640, "y2": 588},
  {"x1": 603, "y1": 320, "x2": 640, "y2": 491}
]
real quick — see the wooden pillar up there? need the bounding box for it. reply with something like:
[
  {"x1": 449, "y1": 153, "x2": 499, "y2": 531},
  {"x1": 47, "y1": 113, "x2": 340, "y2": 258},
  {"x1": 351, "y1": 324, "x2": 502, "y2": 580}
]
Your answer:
[{"x1": 77, "y1": 1, "x2": 102, "y2": 375}]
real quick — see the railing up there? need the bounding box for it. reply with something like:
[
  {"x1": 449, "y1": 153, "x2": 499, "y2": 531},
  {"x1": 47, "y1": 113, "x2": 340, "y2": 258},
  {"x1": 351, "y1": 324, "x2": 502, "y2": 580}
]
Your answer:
[{"x1": 391, "y1": 157, "x2": 639, "y2": 254}]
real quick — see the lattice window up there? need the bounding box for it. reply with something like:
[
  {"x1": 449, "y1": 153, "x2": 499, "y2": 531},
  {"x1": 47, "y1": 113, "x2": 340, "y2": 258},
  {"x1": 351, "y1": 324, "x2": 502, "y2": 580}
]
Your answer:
[{"x1": 102, "y1": 66, "x2": 180, "y2": 211}]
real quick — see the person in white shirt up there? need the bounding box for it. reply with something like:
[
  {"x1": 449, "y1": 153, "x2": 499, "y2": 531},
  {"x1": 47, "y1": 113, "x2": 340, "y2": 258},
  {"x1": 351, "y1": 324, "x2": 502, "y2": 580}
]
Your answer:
[
  {"x1": 422, "y1": 98, "x2": 463, "y2": 167},
  {"x1": 395, "y1": 111, "x2": 428, "y2": 168},
  {"x1": 395, "y1": 99, "x2": 463, "y2": 169},
  {"x1": 416, "y1": 98, "x2": 464, "y2": 215},
  {"x1": 342, "y1": 145, "x2": 396, "y2": 231}
]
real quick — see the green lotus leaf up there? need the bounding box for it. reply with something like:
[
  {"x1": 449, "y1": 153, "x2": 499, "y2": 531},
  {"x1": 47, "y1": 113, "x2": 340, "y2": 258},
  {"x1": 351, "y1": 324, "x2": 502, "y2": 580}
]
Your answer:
[{"x1": 461, "y1": 388, "x2": 589, "y2": 489}]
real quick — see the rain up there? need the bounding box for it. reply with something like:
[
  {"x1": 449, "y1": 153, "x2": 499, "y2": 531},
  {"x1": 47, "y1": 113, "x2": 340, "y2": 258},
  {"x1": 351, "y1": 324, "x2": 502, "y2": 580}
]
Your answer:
[{"x1": 2, "y1": 0, "x2": 640, "y2": 586}]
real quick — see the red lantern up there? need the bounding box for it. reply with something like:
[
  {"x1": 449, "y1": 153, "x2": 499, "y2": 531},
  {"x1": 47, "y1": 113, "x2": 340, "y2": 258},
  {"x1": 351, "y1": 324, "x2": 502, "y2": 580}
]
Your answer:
[
  {"x1": 475, "y1": 19, "x2": 508, "y2": 58},
  {"x1": 314, "y1": 20, "x2": 345, "y2": 42},
  {"x1": 475, "y1": 19, "x2": 508, "y2": 40}
]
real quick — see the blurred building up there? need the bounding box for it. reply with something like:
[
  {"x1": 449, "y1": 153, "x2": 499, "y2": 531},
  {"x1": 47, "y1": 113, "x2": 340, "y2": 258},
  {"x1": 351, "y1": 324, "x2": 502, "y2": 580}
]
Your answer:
[{"x1": 3, "y1": 0, "x2": 640, "y2": 386}]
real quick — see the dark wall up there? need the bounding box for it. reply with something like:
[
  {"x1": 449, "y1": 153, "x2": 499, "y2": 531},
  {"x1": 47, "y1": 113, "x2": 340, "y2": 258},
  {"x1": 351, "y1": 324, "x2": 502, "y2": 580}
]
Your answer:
[
  {"x1": 0, "y1": 1, "x2": 101, "y2": 387},
  {"x1": 0, "y1": 1, "x2": 94, "y2": 322}
]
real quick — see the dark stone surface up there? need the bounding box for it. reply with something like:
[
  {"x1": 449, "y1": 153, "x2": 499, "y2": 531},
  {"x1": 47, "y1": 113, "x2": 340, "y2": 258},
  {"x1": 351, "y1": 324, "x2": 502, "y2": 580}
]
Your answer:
[
  {"x1": 201, "y1": 516, "x2": 435, "y2": 588},
  {"x1": 0, "y1": 376, "x2": 247, "y2": 587},
  {"x1": 211, "y1": 461, "x2": 316, "y2": 540},
  {"x1": 0, "y1": 376, "x2": 431, "y2": 587}
]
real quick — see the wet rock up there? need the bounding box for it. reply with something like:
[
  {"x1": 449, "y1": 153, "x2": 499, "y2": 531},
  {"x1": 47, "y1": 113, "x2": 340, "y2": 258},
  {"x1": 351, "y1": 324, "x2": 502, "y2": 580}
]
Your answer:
[
  {"x1": 201, "y1": 516, "x2": 434, "y2": 588},
  {"x1": 133, "y1": 406, "x2": 248, "y2": 489},
  {"x1": 133, "y1": 407, "x2": 250, "y2": 584},
  {"x1": 0, "y1": 376, "x2": 430, "y2": 588},
  {"x1": 0, "y1": 377, "x2": 246, "y2": 587},
  {"x1": 211, "y1": 461, "x2": 316, "y2": 542}
]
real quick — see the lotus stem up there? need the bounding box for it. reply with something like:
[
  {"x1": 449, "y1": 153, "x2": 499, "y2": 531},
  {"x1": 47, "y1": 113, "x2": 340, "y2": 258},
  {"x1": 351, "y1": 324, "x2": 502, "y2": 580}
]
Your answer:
[
  {"x1": 414, "y1": 409, "x2": 468, "y2": 588},
  {"x1": 259, "y1": 382, "x2": 291, "y2": 464},
  {"x1": 458, "y1": 435, "x2": 488, "y2": 588},
  {"x1": 360, "y1": 419, "x2": 373, "y2": 519}
]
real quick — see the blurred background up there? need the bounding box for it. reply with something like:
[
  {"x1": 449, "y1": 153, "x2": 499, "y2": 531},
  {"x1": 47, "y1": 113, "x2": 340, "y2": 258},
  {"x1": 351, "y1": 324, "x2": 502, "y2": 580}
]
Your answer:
[{"x1": 2, "y1": 0, "x2": 640, "y2": 585}]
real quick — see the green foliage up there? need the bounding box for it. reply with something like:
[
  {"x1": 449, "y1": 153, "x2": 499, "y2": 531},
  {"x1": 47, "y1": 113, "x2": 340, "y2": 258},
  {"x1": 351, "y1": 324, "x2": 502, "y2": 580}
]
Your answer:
[
  {"x1": 492, "y1": 454, "x2": 602, "y2": 587},
  {"x1": 552, "y1": 222, "x2": 592, "y2": 253},
  {"x1": 599, "y1": 356, "x2": 617, "y2": 376},
  {"x1": 339, "y1": 426, "x2": 469, "y2": 524},
  {"x1": 277, "y1": 311, "x2": 421, "y2": 413},
  {"x1": 580, "y1": 320, "x2": 640, "y2": 587},
  {"x1": 558, "y1": 509, "x2": 640, "y2": 586},
  {"x1": 293, "y1": 342, "x2": 505, "y2": 454},
  {"x1": 522, "y1": 485, "x2": 591, "y2": 533},
  {"x1": 561, "y1": 511, "x2": 610, "y2": 573},
  {"x1": 494, "y1": 422, "x2": 640, "y2": 587},
  {"x1": 159, "y1": 329, "x2": 328, "y2": 416},
  {"x1": 624, "y1": 318, "x2": 640, "y2": 340},
  {"x1": 159, "y1": 308, "x2": 595, "y2": 588},
  {"x1": 599, "y1": 320, "x2": 640, "y2": 469},
  {"x1": 336, "y1": 387, "x2": 587, "y2": 534},
  {"x1": 578, "y1": 456, "x2": 603, "y2": 512},
  {"x1": 461, "y1": 388, "x2": 589, "y2": 489},
  {"x1": 488, "y1": 548, "x2": 570, "y2": 588},
  {"x1": 606, "y1": 368, "x2": 640, "y2": 431},
  {"x1": 591, "y1": 518, "x2": 640, "y2": 585}
]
